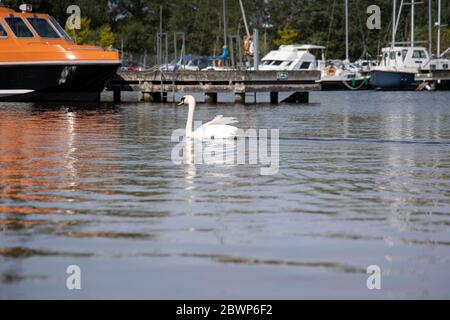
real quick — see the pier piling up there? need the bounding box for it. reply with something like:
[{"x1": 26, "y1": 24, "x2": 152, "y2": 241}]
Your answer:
[
  {"x1": 270, "y1": 92, "x2": 279, "y2": 104},
  {"x1": 113, "y1": 90, "x2": 121, "y2": 103}
]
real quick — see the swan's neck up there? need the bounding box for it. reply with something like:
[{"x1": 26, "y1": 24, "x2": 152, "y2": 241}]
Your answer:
[{"x1": 186, "y1": 100, "x2": 195, "y2": 137}]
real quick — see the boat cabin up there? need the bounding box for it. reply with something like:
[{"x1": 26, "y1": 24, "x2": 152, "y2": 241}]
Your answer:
[
  {"x1": 260, "y1": 45, "x2": 326, "y2": 71},
  {"x1": 0, "y1": 5, "x2": 119, "y2": 64},
  {"x1": 379, "y1": 46, "x2": 430, "y2": 71}
]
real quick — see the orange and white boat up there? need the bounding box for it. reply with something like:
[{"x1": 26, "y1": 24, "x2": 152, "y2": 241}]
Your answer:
[{"x1": 0, "y1": 4, "x2": 120, "y2": 101}]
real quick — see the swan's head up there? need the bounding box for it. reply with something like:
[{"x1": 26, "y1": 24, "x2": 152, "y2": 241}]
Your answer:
[{"x1": 178, "y1": 95, "x2": 195, "y2": 107}]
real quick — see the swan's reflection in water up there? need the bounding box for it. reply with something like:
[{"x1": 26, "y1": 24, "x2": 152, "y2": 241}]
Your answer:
[
  {"x1": 182, "y1": 138, "x2": 239, "y2": 188},
  {"x1": 183, "y1": 139, "x2": 197, "y2": 193}
]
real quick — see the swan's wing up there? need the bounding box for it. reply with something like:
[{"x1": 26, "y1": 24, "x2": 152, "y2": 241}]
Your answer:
[
  {"x1": 203, "y1": 115, "x2": 239, "y2": 127},
  {"x1": 194, "y1": 124, "x2": 239, "y2": 139}
]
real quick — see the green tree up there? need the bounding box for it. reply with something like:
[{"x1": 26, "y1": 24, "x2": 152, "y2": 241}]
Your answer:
[
  {"x1": 274, "y1": 24, "x2": 299, "y2": 47},
  {"x1": 66, "y1": 17, "x2": 92, "y2": 45},
  {"x1": 100, "y1": 25, "x2": 115, "y2": 50},
  {"x1": 441, "y1": 27, "x2": 450, "y2": 54}
]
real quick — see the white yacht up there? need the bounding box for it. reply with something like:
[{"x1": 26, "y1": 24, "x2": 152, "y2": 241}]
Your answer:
[
  {"x1": 259, "y1": 44, "x2": 326, "y2": 71},
  {"x1": 259, "y1": 45, "x2": 369, "y2": 90}
]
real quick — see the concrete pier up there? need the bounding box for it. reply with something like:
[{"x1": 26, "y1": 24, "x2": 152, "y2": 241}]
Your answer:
[{"x1": 107, "y1": 70, "x2": 321, "y2": 104}]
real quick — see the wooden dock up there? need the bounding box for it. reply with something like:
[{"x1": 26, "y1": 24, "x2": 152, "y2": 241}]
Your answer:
[
  {"x1": 106, "y1": 70, "x2": 321, "y2": 104},
  {"x1": 415, "y1": 70, "x2": 450, "y2": 90}
]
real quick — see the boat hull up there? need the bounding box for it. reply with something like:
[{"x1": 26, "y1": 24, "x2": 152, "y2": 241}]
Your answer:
[
  {"x1": 320, "y1": 78, "x2": 372, "y2": 91},
  {"x1": 0, "y1": 62, "x2": 120, "y2": 102},
  {"x1": 370, "y1": 70, "x2": 416, "y2": 90}
]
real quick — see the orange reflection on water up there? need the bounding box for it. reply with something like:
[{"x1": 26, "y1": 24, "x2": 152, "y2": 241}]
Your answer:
[{"x1": 0, "y1": 107, "x2": 120, "y2": 215}]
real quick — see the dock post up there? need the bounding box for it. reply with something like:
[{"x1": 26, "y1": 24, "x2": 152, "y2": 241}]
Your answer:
[
  {"x1": 270, "y1": 92, "x2": 278, "y2": 104},
  {"x1": 205, "y1": 92, "x2": 218, "y2": 104},
  {"x1": 113, "y1": 91, "x2": 121, "y2": 103},
  {"x1": 151, "y1": 92, "x2": 168, "y2": 103},
  {"x1": 235, "y1": 93, "x2": 246, "y2": 104},
  {"x1": 299, "y1": 92, "x2": 309, "y2": 104}
]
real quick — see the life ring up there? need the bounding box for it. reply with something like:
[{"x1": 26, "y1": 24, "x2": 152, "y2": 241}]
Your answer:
[
  {"x1": 243, "y1": 35, "x2": 254, "y2": 57},
  {"x1": 326, "y1": 66, "x2": 336, "y2": 76}
]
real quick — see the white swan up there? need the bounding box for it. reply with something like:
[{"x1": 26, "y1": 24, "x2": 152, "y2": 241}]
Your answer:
[{"x1": 178, "y1": 95, "x2": 239, "y2": 140}]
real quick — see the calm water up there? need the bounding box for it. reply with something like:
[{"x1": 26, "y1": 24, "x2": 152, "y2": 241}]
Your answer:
[{"x1": 0, "y1": 91, "x2": 449, "y2": 299}]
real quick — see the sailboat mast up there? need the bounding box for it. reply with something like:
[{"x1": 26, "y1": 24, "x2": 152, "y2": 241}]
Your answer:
[
  {"x1": 437, "y1": 0, "x2": 441, "y2": 56},
  {"x1": 411, "y1": 0, "x2": 415, "y2": 47},
  {"x1": 428, "y1": 0, "x2": 432, "y2": 54},
  {"x1": 239, "y1": 0, "x2": 251, "y2": 38},
  {"x1": 392, "y1": 0, "x2": 397, "y2": 47},
  {"x1": 345, "y1": 0, "x2": 349, "y2": 62},
  {"x1": 223, "y1": 0, "x2": 228, "y2": 48}
]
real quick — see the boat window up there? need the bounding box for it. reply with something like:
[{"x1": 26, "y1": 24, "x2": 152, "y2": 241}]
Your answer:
[
  {"x1": 273, "y1": 61, "x2": 283, "y2": 66},
  {"x1": 27, "y1": 17, "x2": 61, "y2": 39},
  {"x1": 402, "y1": 50, "x2": 408, "y2": 61},
  {"x1": 390, "y1": 52, "x2": 396, "y2": 60},
  {"x1": 300, "y1": 62, "x2": 311, "y2": 69},
  {"x1": 0, "y1": 22, "x2": 7, "y2": 38},
  {"x1": 262, "y1": 60, "x2": 273, "y2": 65},
  {"x1": 4, "y1": 17, "x2": 34, "y2": 38},
  {"x1": 412, "y1": 50, "x2": 427, "y2": 59},
  {"x1": 48, "y1": 16, "x2": 73, "y2": 42}
]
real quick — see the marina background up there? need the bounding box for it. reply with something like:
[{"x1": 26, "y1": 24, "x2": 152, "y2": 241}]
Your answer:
[{"x1": 2, "y1": 0, "x2": 449, "y2": 64}]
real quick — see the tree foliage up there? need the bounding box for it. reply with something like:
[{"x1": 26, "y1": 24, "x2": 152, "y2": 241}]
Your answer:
[
  {"x1": 100, "y1": 25, "x2": 116, "y2": 50},
  {"x1": 65, "y1": 17, "x2": 92, "y2": 45},
  {"x1": 274, "y1": 24, "x2": 299, "y2": 47}
]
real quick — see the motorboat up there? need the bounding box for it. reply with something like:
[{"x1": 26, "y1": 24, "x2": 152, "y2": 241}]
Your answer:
[
  {"x1": 371, "y1": 46, "x2": 430, "y2": 90},
  {"x1": 371, "y1": 0, "x2": 433, "y2": 90},
  {"x1": 259, "y1": 44, "x2": 325, "y2": 71},
  {"x1": 0, "y1": 4, "x2": 121, "y2": 102},
  {"x1": 259, "y1": 44, "x2": 370, "y2": 90}
]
